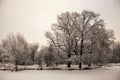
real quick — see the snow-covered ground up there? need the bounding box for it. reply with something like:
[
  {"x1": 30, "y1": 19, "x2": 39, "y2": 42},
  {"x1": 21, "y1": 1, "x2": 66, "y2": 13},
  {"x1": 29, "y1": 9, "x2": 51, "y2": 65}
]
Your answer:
[{"x1": 0, "y1": 66, "x2": 120, "y2": 80}]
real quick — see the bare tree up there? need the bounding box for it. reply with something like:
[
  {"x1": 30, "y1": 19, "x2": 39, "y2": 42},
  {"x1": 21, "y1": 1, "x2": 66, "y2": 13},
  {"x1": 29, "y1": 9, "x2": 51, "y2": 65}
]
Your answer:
[
  {"x1": 111, "y1": 42, "x2": 120, "y2": 63},
  {"x1": 73, "y1": 10, "x2": 105, "y2": 69},
  {"x1": 1, "y1": 33, "x2": 30, "y2": 71},
  {"x1": 46, "y1": 12, "x2": 77, "y2": 68},
  {"x1": 46, "y1": 10, "x2": 115, "y2": 69},
  {"x1": 84, "y1": 25, "x2": 114, "y2": 67},
  {"x1": 44, "y1": 44, "x2": 56, "y2": 67},
  {"x1": 30, "y1": 43, "x2": 39, "y2": 64},
  {"x1": 36, "y1": 51, "x2": 44, "y2": 68}
]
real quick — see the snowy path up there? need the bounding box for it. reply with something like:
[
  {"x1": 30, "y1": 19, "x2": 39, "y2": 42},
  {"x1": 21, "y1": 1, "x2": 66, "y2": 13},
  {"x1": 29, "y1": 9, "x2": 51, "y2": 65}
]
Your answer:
[{"x1": 0, "y1": 66, "x2": 120, "y2": 80}]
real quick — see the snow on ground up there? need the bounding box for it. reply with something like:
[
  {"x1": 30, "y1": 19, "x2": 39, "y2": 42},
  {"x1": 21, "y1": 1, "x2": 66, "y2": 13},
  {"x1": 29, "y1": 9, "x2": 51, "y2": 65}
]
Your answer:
[{"x1": 0, "y1": 66, "x2": 120, "y2": 80}]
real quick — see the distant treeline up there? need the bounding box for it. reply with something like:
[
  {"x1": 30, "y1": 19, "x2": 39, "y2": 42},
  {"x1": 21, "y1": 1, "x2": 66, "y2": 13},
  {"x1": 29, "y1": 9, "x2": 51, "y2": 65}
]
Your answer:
[{"x1": 0, "y1": 10, "x2": 120, "y2": 71}]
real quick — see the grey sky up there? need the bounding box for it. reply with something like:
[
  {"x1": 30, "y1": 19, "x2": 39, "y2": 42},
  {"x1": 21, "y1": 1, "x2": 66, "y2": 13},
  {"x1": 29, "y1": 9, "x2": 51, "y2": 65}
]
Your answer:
[{"x1": 0, "y1": 0, "x2": 120, "y2": 46}]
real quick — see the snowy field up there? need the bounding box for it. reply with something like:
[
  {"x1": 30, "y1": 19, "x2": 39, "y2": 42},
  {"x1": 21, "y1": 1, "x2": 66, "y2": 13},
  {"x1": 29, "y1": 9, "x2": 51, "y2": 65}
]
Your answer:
[{"x1": 0, "y1": 66, "x2": 120, "y2": 80}]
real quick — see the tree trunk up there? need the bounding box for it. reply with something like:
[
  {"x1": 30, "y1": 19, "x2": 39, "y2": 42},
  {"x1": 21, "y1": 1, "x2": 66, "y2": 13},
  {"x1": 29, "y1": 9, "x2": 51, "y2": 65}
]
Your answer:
[
  {"x1": 67, "y1": 53, "x2": 71, "y2": 68},
  {"x1": 46, "y1": 61, "x2": 49, "y2": 67},
  {"x1": 32, "y1": 51, "x2": 35, "y2": 62},
  {"x1": 88, "y1": 52, "x2": 92, "y2": 67},
  {"x1": 88, "y1": 58, "x2": 91, "y2": 67},
  {"x1": 15, "y1": 60, "x2": 17, "y2": 71},
  {"x1": 39, "y1": 61, "x2": 43, "y2": 70},
  {"x1": 79, "y1": 38, "x2": 83, "y2": 69},
  {"x1": 67, "y1": 62, "x2": 71, "y2": 68},
  {"x1": 88, "y1": 60, "x2": 91, "y2": 67},
  {"x1": 79, "y1": 61, "x2": 82, "y2": 69},
  {"x1": 39, "y1": 61, "x2": 42, "y2": 68}
]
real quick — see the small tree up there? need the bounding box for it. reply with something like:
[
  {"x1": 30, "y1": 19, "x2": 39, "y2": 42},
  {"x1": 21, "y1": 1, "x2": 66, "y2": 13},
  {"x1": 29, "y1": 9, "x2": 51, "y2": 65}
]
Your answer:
[
  {"x1": 111, "y1": 42, "x2": 120, "y2": 63},
  {"x1": 36, "y1": 50, "x2": 44, "y2": 68},
  {"x1": 44, "y1": 44, "x2": 56, "y2": 67},
  {"x1": 30, "y1": 43, "x2": 39, "y2": 64}
]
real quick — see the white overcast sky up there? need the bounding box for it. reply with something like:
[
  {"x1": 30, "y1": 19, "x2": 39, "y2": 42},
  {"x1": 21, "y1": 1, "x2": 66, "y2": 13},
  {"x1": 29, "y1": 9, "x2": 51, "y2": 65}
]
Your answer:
[{"x1": 0, "y1": 0, "x2": 120, "y2": 46}]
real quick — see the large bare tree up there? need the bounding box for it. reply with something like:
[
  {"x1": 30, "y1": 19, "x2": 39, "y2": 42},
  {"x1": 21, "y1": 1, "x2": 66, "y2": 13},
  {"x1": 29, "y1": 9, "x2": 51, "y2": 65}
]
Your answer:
[
  {"x1": 74, "y1": 10, "x2": 105, "y2": 69},
  {"x1": 46, "y1": 12, "x2": 77, "y2": 68},
  {"x1": 46, "y1": 10, "x2": 114, "y2": 69}
]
